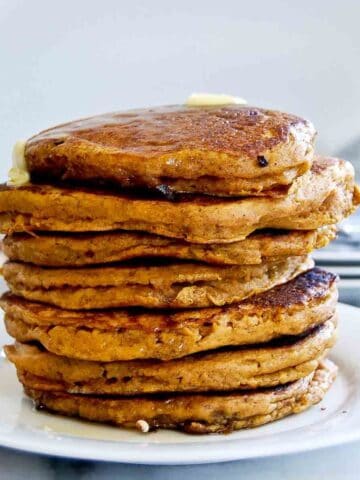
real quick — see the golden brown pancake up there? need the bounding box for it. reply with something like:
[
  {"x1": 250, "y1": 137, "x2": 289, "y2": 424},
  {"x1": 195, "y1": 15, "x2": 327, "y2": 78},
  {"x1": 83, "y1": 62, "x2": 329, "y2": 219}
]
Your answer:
[
  {"x1": 6, "y1": 319, "x2": 336, "y2": 395},
  {"x1": 25, "y1": 105, "x2": 316, "y2": 197},
  {"x1": 3, "y1": 226, "x2": 336, "y2": 267},
  {"x1": 3, "y1": 256, "x2": 312, "y2": 309},
  {"x1": 0, "y1": 158, "x2": 358, "y2": 243},
  {"x1": 1, "y1": 268, "x2": 338, "y2": 361},
  {"x1": 22, "y1": 360, "x2": 337, "y2": 434}
]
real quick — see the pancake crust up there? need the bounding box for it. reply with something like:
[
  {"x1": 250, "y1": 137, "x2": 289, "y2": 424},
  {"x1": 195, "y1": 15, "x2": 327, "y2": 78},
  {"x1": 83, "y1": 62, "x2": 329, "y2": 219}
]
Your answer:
[
  {"x1": 23, "y1": 360, "x2": 337, "y2": 434},
  {"x1": 3, "y1": 256, "x2": 312, "y2": 309},
  {"x1": 3, "y1": 226, "x2": 336, "y2": 267},
  {"x1": 0, "y1": 158, "x2": 358, "y2": 243},
  {"x1": 6, "y1": 319, "x2": 336, "y2": 395},
  {"x1": 1, "y1": 268, "x2": 338, "y2": 361},
  {"x1": 25, "y1": 105, "x2": 316, "y2": 197}
]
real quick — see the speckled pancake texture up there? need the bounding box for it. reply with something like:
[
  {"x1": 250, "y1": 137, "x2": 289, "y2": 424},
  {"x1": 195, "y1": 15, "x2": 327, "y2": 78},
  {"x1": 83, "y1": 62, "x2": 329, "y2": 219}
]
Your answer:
[
  {"x1": 22, "y1": 360, "x2": 337, "y2": 434},
  {"x1": 3, "y1": 226, "x2": 336, "y2": 267},
  {"x1": 0, "y1": 157, "x2": 358, "y2": 243},
  {"x1": 1, "y1": 268, "x2": 338, "y2": 361},
  {"x1": 2, "y1": 256, "x2": 313, "y2": 309},
  {"x1": 24, "y1": 105, "x2": 316, "y2": 197},
  {"x1": 6, "y1": 318, "x2": 336, "y2": 395},
  {"x1": 1, "y1": 104, "x2": 353, "y2": 436}
]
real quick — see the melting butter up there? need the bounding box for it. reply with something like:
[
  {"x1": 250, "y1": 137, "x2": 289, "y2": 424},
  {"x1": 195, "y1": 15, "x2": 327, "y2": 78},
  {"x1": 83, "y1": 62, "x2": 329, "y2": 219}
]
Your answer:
[
  {"x1": 8, "y1": 167, "x2": 30, "y2": 186},
  {"x1": 185, "y1": 93, "x2": 247, "y2": 106},
  {"x1": 7, "y1": 140, "x2": 30, "y2": 186}
]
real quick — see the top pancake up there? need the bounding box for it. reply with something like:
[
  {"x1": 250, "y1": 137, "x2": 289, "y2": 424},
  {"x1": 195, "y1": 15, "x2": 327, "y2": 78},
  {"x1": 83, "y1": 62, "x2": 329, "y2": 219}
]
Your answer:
[{"x1": 25, "y1": 105, "x2": 316, "y2": 197}]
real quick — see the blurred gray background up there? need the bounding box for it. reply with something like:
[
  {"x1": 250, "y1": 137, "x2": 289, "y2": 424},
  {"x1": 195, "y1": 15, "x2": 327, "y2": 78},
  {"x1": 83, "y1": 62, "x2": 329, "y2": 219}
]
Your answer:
[{"x1": 1, "y1": 0, "x2": 360, "y2": 180}]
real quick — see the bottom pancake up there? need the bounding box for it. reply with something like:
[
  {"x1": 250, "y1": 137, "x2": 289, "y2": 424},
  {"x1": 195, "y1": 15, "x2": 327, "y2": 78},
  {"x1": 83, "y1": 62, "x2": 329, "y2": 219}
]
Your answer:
[
  {"x1": 23, "y1": 360, "x2": 337, "y2": 434},
  {"x1": 6, "y1": 318, "x2": 336, "y2": 395}
]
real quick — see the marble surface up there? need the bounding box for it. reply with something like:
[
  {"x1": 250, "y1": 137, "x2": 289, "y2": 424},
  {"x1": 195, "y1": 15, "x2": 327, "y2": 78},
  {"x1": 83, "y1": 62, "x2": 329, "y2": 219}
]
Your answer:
[{"x1": 1, "y1": 442, "x2": 360, "y2": 479}]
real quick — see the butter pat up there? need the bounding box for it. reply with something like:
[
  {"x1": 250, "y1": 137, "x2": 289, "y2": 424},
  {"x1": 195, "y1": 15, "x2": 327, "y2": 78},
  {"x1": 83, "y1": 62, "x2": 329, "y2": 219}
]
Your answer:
[
  {"x1": 7, "y1": 140, "x2": 30, "y2": 186},
  {"x1": 8, "y1": 167, "x2": 30, "y2": 186},
  {"x1": 185, "y1": 93, "x2": 247, "y2": 106},
  {"x1": 12, "y1": 140, "x2": 27, "y2": 170}
]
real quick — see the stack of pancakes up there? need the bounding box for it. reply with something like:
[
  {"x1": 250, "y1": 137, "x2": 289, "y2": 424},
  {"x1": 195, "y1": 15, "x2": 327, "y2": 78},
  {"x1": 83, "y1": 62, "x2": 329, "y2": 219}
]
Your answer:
[{"x1": 1, "y1": 105, "x2": 359, "y2": 434}]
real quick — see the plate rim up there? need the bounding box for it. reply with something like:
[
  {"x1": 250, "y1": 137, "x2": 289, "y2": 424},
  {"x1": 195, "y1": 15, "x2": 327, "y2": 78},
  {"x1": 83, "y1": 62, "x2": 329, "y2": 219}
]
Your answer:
[{"x1": 1, "y1": 427, "x2": 360, "y2": 465}]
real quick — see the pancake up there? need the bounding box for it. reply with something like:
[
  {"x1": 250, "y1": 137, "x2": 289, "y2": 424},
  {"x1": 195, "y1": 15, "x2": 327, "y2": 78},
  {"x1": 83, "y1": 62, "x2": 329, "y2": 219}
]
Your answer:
[
  {"x1": 3, "y1": 226, "x2": 336, "y2": 267},
  {"x1": 0, "y1": 158, "x2": 358, "y2": 243},
  {"x1": 24, "y1": 105, "x2": 316, "y2": 197},
  {"x1": 1, "y1": 268, "x2": 338, "y2": 361},
  {"x1": 2, "y1": 255, "x2": 312, "y2": 309},
  {"x1": 6, "y1": 319, "x2": 336, "y2": 395},
  {"x1": 22, "y1": 360, "x2": 337, "y2": 434}
]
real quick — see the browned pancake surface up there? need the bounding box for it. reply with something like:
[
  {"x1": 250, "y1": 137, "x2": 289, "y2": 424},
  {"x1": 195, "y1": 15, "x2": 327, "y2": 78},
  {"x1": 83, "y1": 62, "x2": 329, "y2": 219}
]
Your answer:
[
  {"x1": 3, "y1": 226, "x2": 336, "y2": 267},
  {"x1": 1, "y1": 268, "x2": 338, "y2": 360},
  {"x1": 0, "y1": 157, "x2": 358, "y2": 243},
  {"x1": 25, "y1": 105, "x2": 315, "y2": 196},
  {"x1": 23, "y1": 360, "x2": 337, "y2": 434},
  {"x1": 6, "y1": 318, "x2": 336, "y2": 395},
  {"x1": 2, "y1": 256, "x2": 312, "y2": 309}
]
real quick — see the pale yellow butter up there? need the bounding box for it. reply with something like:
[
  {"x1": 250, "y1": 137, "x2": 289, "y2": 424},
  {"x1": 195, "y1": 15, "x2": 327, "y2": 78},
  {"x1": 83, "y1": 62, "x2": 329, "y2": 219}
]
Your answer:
[
  {"x1": 185, "y1": 93, "x2": 247, "y2": 106},
  {"x1": 7, "y1": 140, "x2": 30, "y2": 186}
]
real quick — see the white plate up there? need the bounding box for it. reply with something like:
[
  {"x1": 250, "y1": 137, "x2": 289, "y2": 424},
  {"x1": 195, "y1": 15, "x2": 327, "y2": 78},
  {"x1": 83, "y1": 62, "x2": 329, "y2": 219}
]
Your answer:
[{"x1": 0, "y1": 302, "x2": 360, "y2": 465}]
